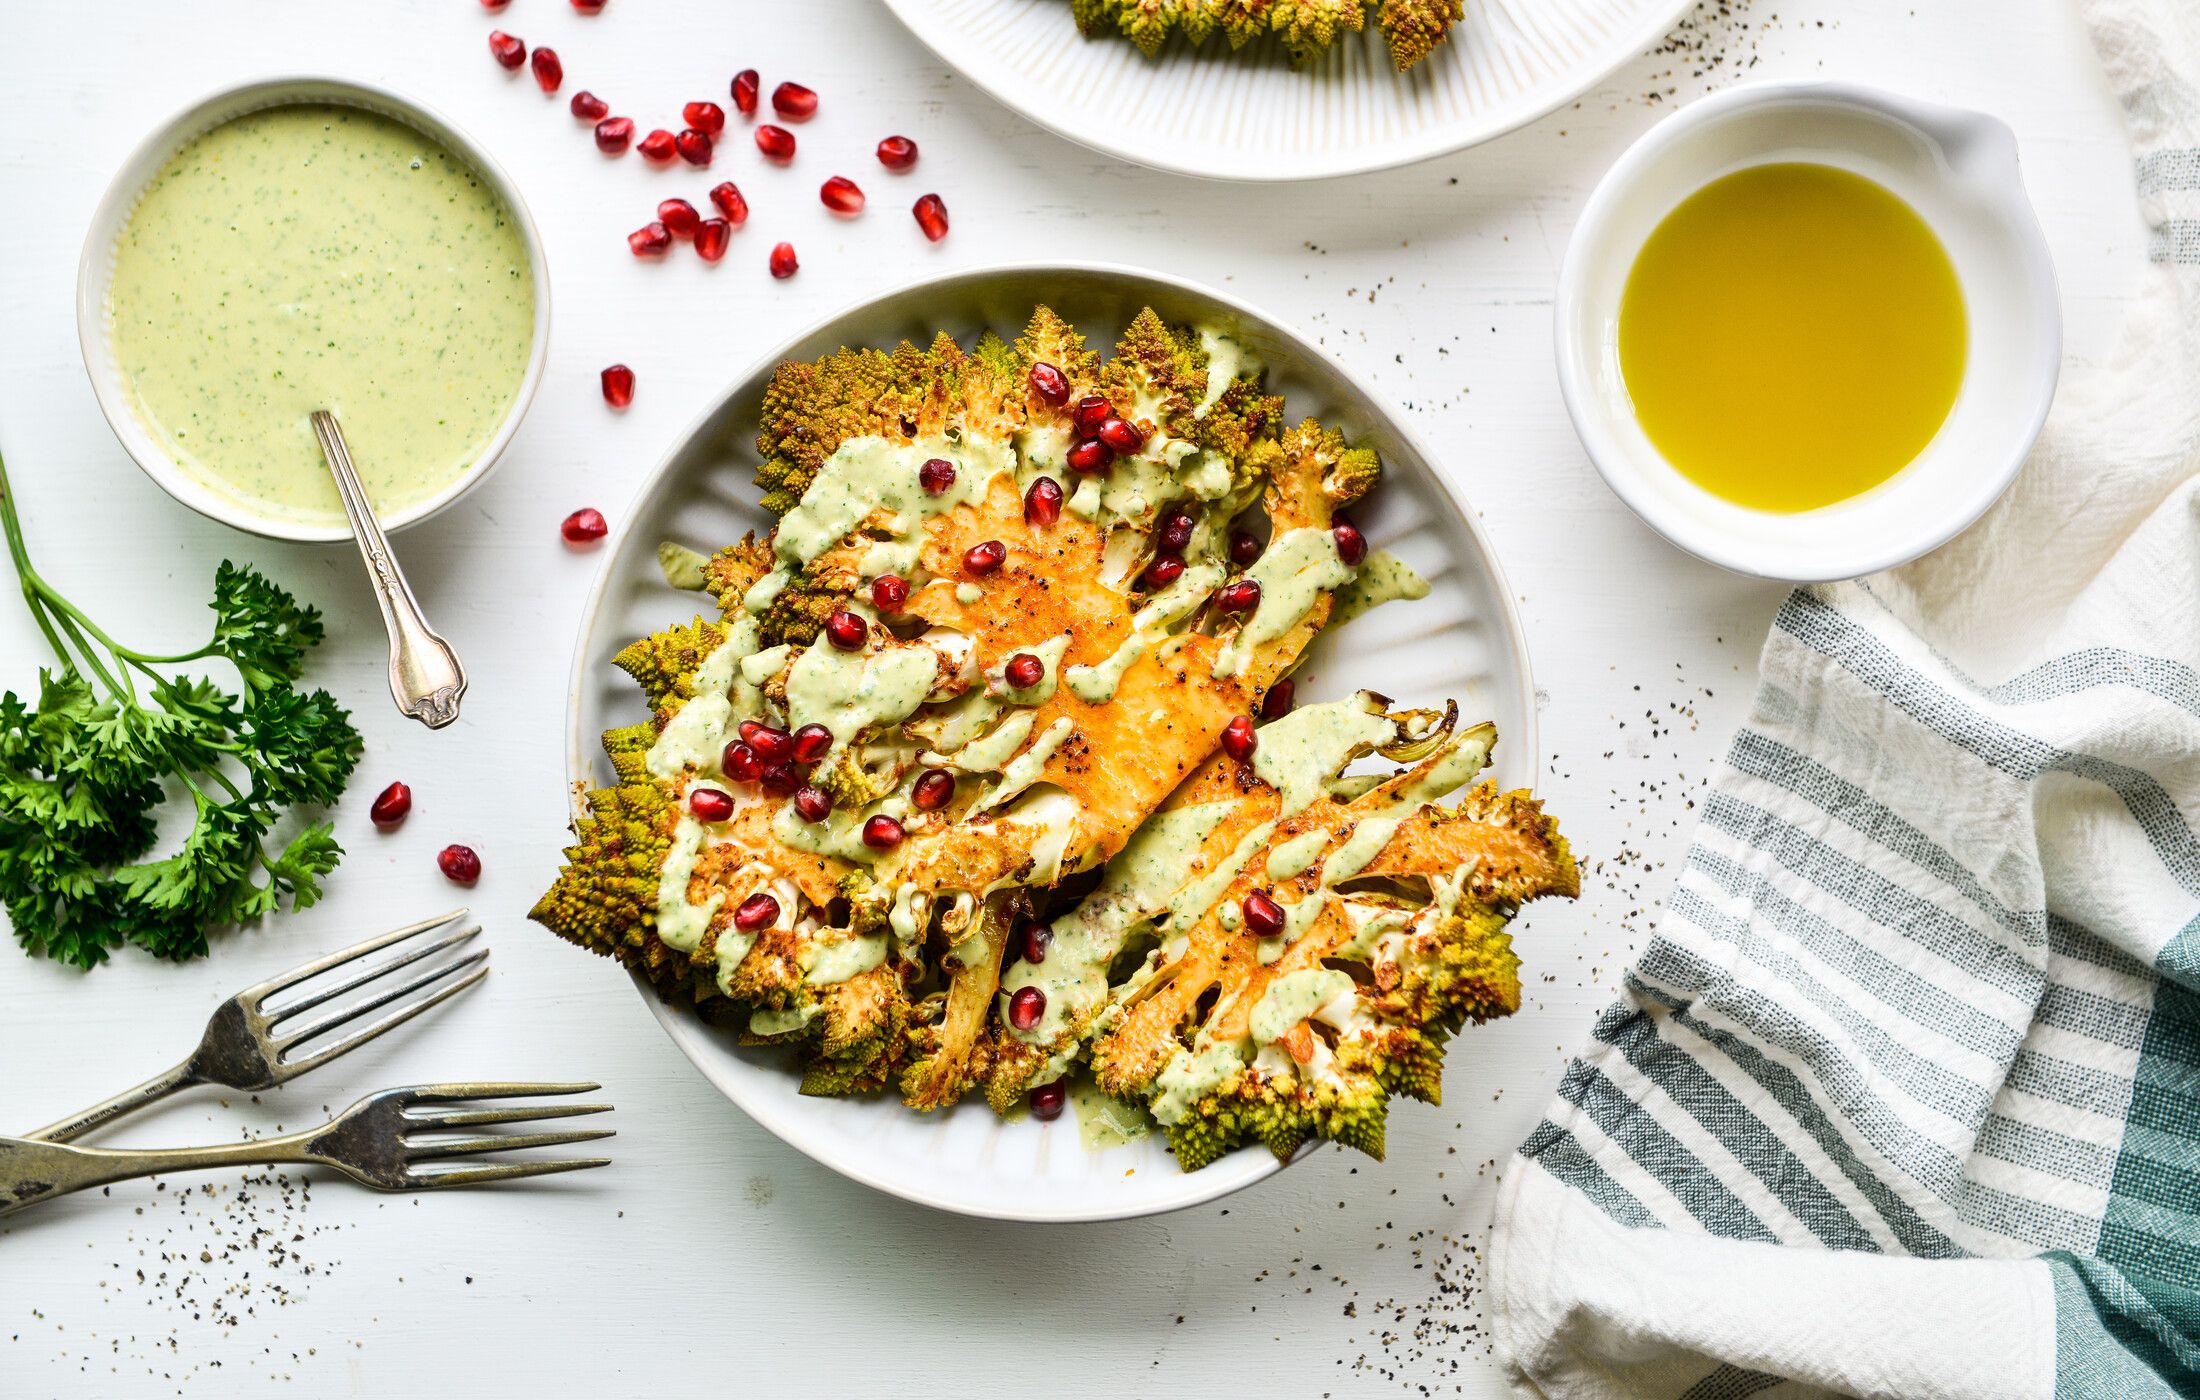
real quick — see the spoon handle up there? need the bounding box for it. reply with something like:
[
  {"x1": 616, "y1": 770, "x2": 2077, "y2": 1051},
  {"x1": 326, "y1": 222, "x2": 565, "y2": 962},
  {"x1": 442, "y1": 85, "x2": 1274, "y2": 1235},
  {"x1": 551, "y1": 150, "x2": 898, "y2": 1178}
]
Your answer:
[{"x1": 309, "y1": 411, "x2": 467, "y2": 729}]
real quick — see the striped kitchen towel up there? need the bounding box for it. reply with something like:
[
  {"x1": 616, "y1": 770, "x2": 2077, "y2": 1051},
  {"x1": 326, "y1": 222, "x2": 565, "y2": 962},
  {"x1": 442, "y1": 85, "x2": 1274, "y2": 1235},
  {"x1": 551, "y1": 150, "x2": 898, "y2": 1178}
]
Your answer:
[{"x1": 1486, "y1": 1, "x2": 2200, "y2": 1396}]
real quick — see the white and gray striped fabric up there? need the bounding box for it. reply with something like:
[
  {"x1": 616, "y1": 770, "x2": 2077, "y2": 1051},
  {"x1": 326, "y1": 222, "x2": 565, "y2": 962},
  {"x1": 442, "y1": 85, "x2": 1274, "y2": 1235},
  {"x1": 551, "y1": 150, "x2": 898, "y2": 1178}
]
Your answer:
[{"x1": 1487, "y1": 1, "x2": 2200, "y2": 1395}]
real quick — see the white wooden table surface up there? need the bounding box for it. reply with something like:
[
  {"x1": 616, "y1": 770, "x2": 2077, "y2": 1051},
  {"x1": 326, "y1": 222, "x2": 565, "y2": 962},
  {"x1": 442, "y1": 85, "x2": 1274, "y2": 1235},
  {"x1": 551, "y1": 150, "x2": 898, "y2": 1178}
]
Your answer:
[{"x1": 0, "y1": 1, "x2": 2145, "y2": 1394}]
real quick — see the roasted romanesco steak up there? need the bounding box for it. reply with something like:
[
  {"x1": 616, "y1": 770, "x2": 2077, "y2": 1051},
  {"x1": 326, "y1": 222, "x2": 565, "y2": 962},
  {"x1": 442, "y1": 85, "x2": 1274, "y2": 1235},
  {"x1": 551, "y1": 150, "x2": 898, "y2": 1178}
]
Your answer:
[
  {"x1": 1067, "y1": 0, "x2": 1466, "y2": 72},
  {"x1": 532, "y1": 305, "x2": 1575, "y2": 1171}
]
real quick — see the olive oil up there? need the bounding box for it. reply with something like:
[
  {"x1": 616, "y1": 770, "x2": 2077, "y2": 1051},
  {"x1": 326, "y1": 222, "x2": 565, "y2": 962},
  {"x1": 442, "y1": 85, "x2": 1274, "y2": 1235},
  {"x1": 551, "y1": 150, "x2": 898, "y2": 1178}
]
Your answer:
[{"x1": 1617, "y1": 162, "x2": 1967, "y2": 513}]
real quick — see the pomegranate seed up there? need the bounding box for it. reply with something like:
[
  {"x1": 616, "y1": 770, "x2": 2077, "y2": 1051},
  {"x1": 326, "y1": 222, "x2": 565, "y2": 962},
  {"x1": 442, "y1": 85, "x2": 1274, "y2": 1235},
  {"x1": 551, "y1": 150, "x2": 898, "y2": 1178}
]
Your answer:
[
  {"x1": 876, "y1": 135, "x2": 918, "y2": 170},
  {"x1": 1156, "y1": 507, "x2": 1194, "y2": 555},
  {"x1": 1030, "y1": 1080, "x2": 1067, "y2": 1120},
  {"x1": 1004, "y1": 652, "x2": 1045, "y2": 690},
  {"x1": 1099, "y1": 417, "x2": 1146, "y2": 455},
  {"x1": 1143, "y1": 555, "x2": 1185, "y2": 589},
  {"x1": 911, "y1": 768, "x2": 956, "y2": 811},
  {"x1": 1216, "y1": 579, "x2": 1262, "y2": 614},
  {"x1": 760, "y1": 762, "x2": 800, "y2": 796},
  {"x1": 862, "y1": 814, "x2": 906, "y2": 850},
  {"x1": 628, "y1": 222, "x2": 671, "y2": 257},
  {"x1": 600, "y1": 363, "x2": 635, "y2": 407},
  {"x1": 487, "y1": 31, "x2": 526, "y2": 69},
  {"x1": 824, "y1": 609, "x2": 868, "y2": 650},
  {"x1": 571, "y1": 0, "x2": 605, "y2": 11},
  {"x1": 480, "y1": 0, "x2": 509, "y2": 8},
  {"x1": 684, "y1": 101, "x2": 726, "y2": 135},
  {"x1": 594, "y1": 116, "x2": 634, "y2": 154},
  {"x1": 530, "y1": 46, "x2": 563, "y2": 92},
  {"x1": 675, "y1": 128, "x2": 713, "y2": 165},
  {"x1": 772, "y1": 81, "x2": 818, "y2": 120},
  {"x1": 912, "y1": 193, "x2": 950, "y2": 242},
  {"x1": 1332, "y1": 517, "x2": 1368, "y2": 567},
  {"x1": 820, "y1": 175, "x2": 865, "y2": 215},
  {"x1": 368, "y1": 781, "x2": 412, "y2": 827},
  {"x1": 1073, "y1": 396, "x2": 1113, "y2": 437},
  {"x1": 570, "y1": 90, "x2": 608, "y2": 121},
  {"x1": 693, "y1": 218, "x2": 731, "y2": 262},
  {"x1": 918, "y1": 457, "x2": 956, "y2": 494},
  {"x1": 769, "y1": 241, "x2": 799, "y2": 279},
  {"x1": 963, "y1": 540, "x2": 1005, "y2": 575},
  {"x1": 1029, "y1": 362, "x2": 1069, "y2": 406},
  {"x1": 1260, "y1": 679, "x2": 1295, "y2": 721},
  {"x1": 1221, "y1": 714, "x2": 1257, "y2": 762},
  {"x1": 870, "y1": 574, "x2": 909, "y2": 612},
  {"x1": 1007, "y1": 985, "x2": 1045, "y2": 1031},
  {"x1": 1230, "y1": 530, "x2": 1263, "y2": 567},
  {"x1": 742, "y1": 722, "x2": 793, "y2": 762},
  {"x1": 658, "y1": 198, "x2": 701, "y2": 238},
  {"x1": 1243, "y1": 890, "x2": 1286, "y2": 938},
  {"x1": 793, "y1": 786, "x2": 833, "y2": 823},
  {"x1": 1067, "y1": 439, "x2": 1113, "y2": 474},
  {"x1": 1019, "y1": 920, "x2": 1051, "y2": 964},
  {"x1": 561, "y1": 507, "x2": 609, "y2": 544},
  {"x1": 437, "y1": 844, "x2": 482, "y2": 884},
  {"x1": 1024, "y1": 475, "x2": 1063, "y2": 527},
  {"x1": 689, "y1": 787, "x2": 735, "y2": 822},
  {"x1": 709, "y1": 182, "x2": 749, "y2": 225},
  {"x1": 733, "y1": 892, "x2": 780, "y2": 931},
  {"x1": 731, "y1": 69, "x2": 760, "y2": 117},
  {"x1": 638, "y1": 128, "x2": 677, "y2": 162},
  {"x1": 791, "y1": 723, "x2": 834, "y2": 763},
  {"x1": 722, "y1": 741, "x2": 761, "y2": 781},
  {"x1": 755, "y1": 124, "x2": 796, "y2": 161}
]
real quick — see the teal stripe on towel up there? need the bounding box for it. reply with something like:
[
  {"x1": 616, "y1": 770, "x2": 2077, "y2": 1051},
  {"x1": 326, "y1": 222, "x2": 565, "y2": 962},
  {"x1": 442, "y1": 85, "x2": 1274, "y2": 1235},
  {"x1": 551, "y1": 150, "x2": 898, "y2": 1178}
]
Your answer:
[
  {"x1": 1555, "y1": 1061, "x2": 1780, "y2": 1241},
  {"x1": 1518, "y1": 1122, "x2": 1661, "y2": 1230},
  {"x1": 2048, "y1": 1253, "x2": 2200, "y2": 1397}
]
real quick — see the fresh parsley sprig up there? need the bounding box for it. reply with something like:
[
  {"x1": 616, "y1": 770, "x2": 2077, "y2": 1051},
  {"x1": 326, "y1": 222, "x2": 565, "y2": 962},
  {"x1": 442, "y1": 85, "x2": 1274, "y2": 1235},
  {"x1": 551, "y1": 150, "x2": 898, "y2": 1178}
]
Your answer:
[{"x1": 0, "y1": 449, "x2": 364, "y2": 967}]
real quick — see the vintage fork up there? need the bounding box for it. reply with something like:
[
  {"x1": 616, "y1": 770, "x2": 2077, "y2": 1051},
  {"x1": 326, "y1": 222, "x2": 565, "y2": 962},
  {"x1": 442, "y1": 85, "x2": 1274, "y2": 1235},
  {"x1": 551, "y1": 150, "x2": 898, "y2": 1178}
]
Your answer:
[
  {"x1": 27, "y1": 910, "x2": 488, "y2": 1144},
  {"x1": 0, "y1": 1083, "x2": 611, "y2": 1215}
]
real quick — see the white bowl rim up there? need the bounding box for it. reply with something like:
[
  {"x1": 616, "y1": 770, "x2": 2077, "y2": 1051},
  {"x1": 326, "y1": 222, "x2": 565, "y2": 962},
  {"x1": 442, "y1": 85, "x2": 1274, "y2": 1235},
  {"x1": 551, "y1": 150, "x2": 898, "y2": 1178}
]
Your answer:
[
  {"x1": 563, "y1": 258, "x2": 1541, "y2": 1221},
  {"x1": 75, "y1": 74, "x2": 553, "y2": 544},
  {"x1": 1553, "y1": 77, "x2": 2063, "y2": 582}
]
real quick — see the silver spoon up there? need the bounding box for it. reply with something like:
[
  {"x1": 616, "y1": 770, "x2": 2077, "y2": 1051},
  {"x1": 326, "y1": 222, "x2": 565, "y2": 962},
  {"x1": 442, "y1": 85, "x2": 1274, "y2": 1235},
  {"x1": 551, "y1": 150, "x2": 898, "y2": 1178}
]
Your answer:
[{"x1": 309, "y1": 410, "x2": 467, "y2": 729}]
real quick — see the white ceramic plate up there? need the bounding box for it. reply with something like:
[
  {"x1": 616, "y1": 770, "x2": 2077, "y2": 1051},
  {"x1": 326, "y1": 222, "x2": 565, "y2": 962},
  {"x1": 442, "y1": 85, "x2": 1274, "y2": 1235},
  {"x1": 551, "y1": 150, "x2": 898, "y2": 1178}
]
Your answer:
[
  {"x1": 880, "y1": 0, "x2": 1692, "y2": 181},
  {"x1": 566, "y1": 263, "x2": 1536, "y2": 1220}
]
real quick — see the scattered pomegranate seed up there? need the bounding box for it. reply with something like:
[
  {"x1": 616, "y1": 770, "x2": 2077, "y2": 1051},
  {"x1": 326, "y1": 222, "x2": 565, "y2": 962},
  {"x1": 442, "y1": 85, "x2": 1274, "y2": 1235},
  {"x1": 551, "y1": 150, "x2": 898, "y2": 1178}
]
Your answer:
[
  {"x1": 793, "y1": 786, "x2": 833, "y2": 823},
  {"x1": 861, "y1": 814, "x2": 905, "y2": 850},
  {"x1": 772, "y1": 81, "x2": 818, "y2": 120},
  {"x1": 1230, "y1": 529, "x2": 1263, "y2": 567},
  {"x1": 487, "y1": 30, "x2": 526, "y2": 69},
  {"x1": 742, "y1": 722, "x2": 794, "y2": 762},
  {"x1": 571, "y1": 0, "x2": 606, "y2": 11},
  {"x1": 1242, "y1": 890, "x2": 1286, "y2": 938},
  {"x1": 594, "y1": 115, "x2": 634, "y2": 154},
  {"x1": 733, "y1": 892, "x2": 780, "y2": 931},
  {"x1": 1260, "y1": 679, "x2": 1295, "y2": 721},
  {"x1": 1019, "y1": 920, "x2": 1051, "y2": 964},
  {"x1": 1215, "y1": 579, "x2": 1262, "y2": 614},
  {"x1": 1073, "y1": 396, "x2": 1114, "y2": 437},
  {"x1": 694, "y1": 217, "x2": 731, "y2": 262},
  {"x1": 824, "y1": 609, "x2": 868, "y2": 650},
  {"x1": 963, "y1": 540, "x2": 1005, "y2": 575},
  {"x1": 1007, "y1": 985, "x2": 1046, "y2": 1031},
  {"x1": 628, "y1": 222, "x2": 671, "y2": 257},
  {"x1": 790, "y1": 724, "x2": 833, "y2": 763},
  {"x1": 820, "y1": 175, "x2": 865, "y2": 215},
  {"x1": 561, "y1": 507, "x2": 609, "y2": 544},
  {"x1": 1143, "y1": 555, "x2": 1185, "y2": 589},
  {"x1": 689, "y1": 787, "x2": 735, "y2": 822},
  {"x1": 1156, "y1": 507, "x2": 1194, "y2": 555},
  {"x1": 570, "y1": 90, "x2": 608, "y2": 121},
  {"x1": 912, "y1": 193, "x2": 949, "y2": 242},
  {"x1": 675, "y1": 128, "x2": 713, "y2": 165},
  {"x1": 1030, "y1": 1080, "x2": 1067, "y2": 1120},
  {"x1": 1332, "y1": 517, "x2": 1368, "y2": 567},
  {"x1": 480, "y1": 0, "x2": 510, "y2": 9},
  {"x1": 870, "y1": 574, "x2": 909, "y2": 612},
  {"x1": 638, "y1": 128, "x2": 677, "y2": 162},
  {"x1": 1024, "y1": 475, "x2": 1063, "y2": 527},
  {"x1": 1099, "y1": 417, "x2": 1146, "y2": 455},
  {"x1": 918, "y1": 457, "x2": 957, "y2": 494},
  {"x1": 1004, "y1": 653, "x2": 1045, "y2": 690},
  {"x1": 600, "y1": 363, "x2": 635, "y2": 407},
  {"x1": 658, "y1": 198, "x2": 701, "y2": 239},
  {"x1": 731, "y1": 69, "x2": 760, "y2": 117},
  {"x1": 755, "y1": 124, "x2": 796, "y2": 161},
  {"x1": 722, "y1": 740, "x2": 761, "y2": 781},
  {"x1": 911, "y1": 769, "x2": 956, "y2": 811},
  {"x1": 1067, "y1": 439, "x2": 1113, "y2": 474},
  {"x1": 1221, "y1": 714, "x2": 1257, "y2": 762},
  {"x1": 1029, "y1": 362, "x2": 1069, "y2": 406},
  {"x1": 769, "y1": 241, "x2": 799, "y2": 279},
  {"x1": 530, "y1": 46, "x2": 563, "y2": 93},
  {"x1": 683, "y1": 100, "x2": 726, "y2": 135},
  {"x1": 438, "y1": 844, "x2": 483, "y2": 884},
  {"x1": 709, "y1": 182, "x2": 749, "y2": 224},
  {"x1": 876, "y1": 135, "x2": 919, "y2": 170},
  {"x1": 369, "y1": 781, "x2": 412, "y2": 827},
  {"x1": 760, "y1": 762, "x2": 800, "y2": 796}
]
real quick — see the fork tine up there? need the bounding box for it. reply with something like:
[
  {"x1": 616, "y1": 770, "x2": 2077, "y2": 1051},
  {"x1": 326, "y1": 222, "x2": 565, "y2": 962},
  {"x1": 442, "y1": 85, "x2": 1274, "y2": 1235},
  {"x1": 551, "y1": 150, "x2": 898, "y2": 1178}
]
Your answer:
[
  {"x1": 273, "y1": 948, "x2": 489, "y2": 1052},
  {"x1": 240, "y1": 909, "x2": 471, "y2": 1002},
  {"x1": 277, "y1": 964, "x2": 490, "y2": 1078},
  {"x1": 405, "y1": 1128, "x2": 617, "y2": 1160},
  {"x1": 262, "y1": 923, "x2": 483, "y2": 1022},
  {"x1": 412, "y1": 1103, "x2": 614, "y2": 1128},
  {"x1": 407, "y1": 1157, "x2": 613, "y2": 1188},
  {"x1": 400, "y1": 1082, "x2": 602, "y2": 1103}
]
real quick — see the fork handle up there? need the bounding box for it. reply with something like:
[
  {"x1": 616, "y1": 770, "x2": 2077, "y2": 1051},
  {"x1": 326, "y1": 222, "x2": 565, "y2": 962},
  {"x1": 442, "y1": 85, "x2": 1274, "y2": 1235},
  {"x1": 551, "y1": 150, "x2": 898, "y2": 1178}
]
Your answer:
[
  {"x1": 1, "y1": 1130, "x2": 319, "y2": 1215},
  {"x1": 26, "y1": 1059, "x2": 201, "y2": 1145}
]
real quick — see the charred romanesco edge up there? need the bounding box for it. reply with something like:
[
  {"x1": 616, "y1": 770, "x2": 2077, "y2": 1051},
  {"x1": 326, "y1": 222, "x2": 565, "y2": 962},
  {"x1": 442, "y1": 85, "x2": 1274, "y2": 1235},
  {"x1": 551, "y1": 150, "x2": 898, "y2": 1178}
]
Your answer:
[
  {"x1": 611, "y1": 617, "x2": 728, "y2": 715},
  {"x1": 1068, "y1": 0, "x2": 1459, "y2": 71},
  {"x1": 527, "y1": 776, "x2": 685, "y2": 988}
]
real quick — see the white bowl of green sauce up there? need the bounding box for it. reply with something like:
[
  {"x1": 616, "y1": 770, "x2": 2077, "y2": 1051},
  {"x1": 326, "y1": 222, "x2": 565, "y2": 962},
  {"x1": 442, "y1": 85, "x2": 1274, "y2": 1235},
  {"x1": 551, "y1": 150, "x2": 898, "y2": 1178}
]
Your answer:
[{"x1": 78, "y1": 77, "x2": 550, "y2": 543}]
